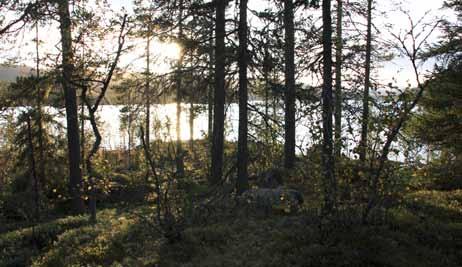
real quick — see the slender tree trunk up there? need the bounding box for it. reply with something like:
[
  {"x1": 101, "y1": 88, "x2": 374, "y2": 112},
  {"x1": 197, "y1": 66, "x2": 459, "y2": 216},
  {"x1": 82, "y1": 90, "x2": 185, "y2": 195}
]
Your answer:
[
  {"x1": 264, "y1": 46, "x2": 270, "y2": 138},
  {"x1": 208, "y1": 34, "x2": 214, "y2": 151},
  {"x1": 207, "y1": 29, "x2": 214, "y2": 174},
  {"x1": 58, "y1": 0, "x2": 84, "y2": 214},
  {"x1": 322, "y1": 0, "x2": 337, "y2": 213},
  {"x1": 176, "y1": 0, "x2": 185, "y2": 176},
  {"x1": 188, "y1": 48, "x2": 194, "y2": 153},
  {"x1": 211, "y1": 0, "x2": 226, "y2": 184},
  {"x1": 272, "y1": 71, "x2": 278, "y2": 139},
  {"x1": 359, "y1": 0, "x2": 373, "y2": 162},
  {"x1": 35, "y1": 21, "x2": 45, "y2": 188},
  {"x1": 26, "y1": 115, "x2": 40, "y2": 223},
  {"x1": 189, "y1": 98, "x2": 194, "y2": 152},
  {"x1": 86, "y1": 16, "x2": 127, "y2": 222},
  {"x1": 144, "y1": 31, "x2": 152, "y2": 185},
  {"x1": 79, "y1": 2, "x2": 86, "y2": 175},
  {"x1": 237, "y1": 0, "x2": 249, "y2": 195},
  {"x1": 263, "y1": 44, "x2": 271, "y2": 164},
  {"x1": 363, "y1": 54, "x2": 427, "y2": 221},
  {"x1": 84, "y1": 103, "x2": 100, "y2": 223},
  {"x1": 284, "y1": 0, "x2": 296, "y2": 169},
  {"x1": 84, "y1": 14, "x2": 127, "y2": 223},
  {"x1": 80, "y1": 102, "x2": 85, "y2": 171},
  {"x1": 128, "y1": 118, "x2": 132, "y2": 169},
  {"x1": 334, "y1": 0, "x2": 343, "y2": 159},
  {"x1": 146, "y1": 32, "x2": 151, "y2": 151},
  {"x1": 427, "y1": 144, "x2": 432, "y2": 163},
  {"x1": 208, "y1": 88, "x2": 213, "y2": 147},
  {"x1": 127, "y1": 90, "x2": 132, "y2": 169}
]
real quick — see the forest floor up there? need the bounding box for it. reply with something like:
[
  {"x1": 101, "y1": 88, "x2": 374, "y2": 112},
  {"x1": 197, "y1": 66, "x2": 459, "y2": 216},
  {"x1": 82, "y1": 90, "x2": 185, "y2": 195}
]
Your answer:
[{"x1": 1, "y1": 189, "x2": 461, "y2": 267}]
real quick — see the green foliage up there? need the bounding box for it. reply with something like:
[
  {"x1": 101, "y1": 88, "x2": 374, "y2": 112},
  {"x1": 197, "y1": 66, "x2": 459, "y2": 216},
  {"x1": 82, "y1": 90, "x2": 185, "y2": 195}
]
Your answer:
[
  {"x1": 0, "y1": 108, "x2": 68, "y2": 220},
  {"x1": 0, "y1": 215, "x2": 88, "y2": 267},
  {"x1": 0, "y1": 171, "x2": 461, "y2": 267},
  {"x1": 403, "y1": 190, "x2": 462, "y2": 222},
  {"x1": 30, "y1": 207, "x2": 160, "y2": 267},
  {"x1": 406, "y1": 68, "x2": 462, "y2": 188},
  {"x1": 404, "y1": 0, "x2": 462, "y2": 190},
  {"x1": 411, "y1": 63, "x2": 462, "y2": 157},
  {"x1": 0, "y1": 71, "x2": 71, "y2": 222},
  {"x1": 159, "y1": 208, "x2": 461, "y2": 266},
  {"x1": 1, "y1": 1, "x2": 461, "y2": 266}
]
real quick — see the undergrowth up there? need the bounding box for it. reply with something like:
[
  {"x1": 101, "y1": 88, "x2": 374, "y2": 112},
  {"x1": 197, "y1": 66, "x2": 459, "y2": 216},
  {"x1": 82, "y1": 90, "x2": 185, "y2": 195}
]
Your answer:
[{"x1": 1, "y1": 189, "x2": 460, "y2": 267}]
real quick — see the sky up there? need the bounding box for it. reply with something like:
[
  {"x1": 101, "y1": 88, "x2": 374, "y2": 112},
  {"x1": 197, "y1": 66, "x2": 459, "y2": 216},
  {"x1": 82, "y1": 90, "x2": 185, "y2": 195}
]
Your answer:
[
  {"x1": 0, "y1": 0, "x2": 452, "y2": 87},
  {"x1": 375, "y1": 0, "x2": 448, "y2": 87}
]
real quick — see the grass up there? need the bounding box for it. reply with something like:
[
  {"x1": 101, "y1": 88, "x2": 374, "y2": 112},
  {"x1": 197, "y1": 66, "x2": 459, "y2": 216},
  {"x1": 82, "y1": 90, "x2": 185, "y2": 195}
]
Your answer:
[{"x1": 1, "y1": 189, "x2": 461, "y2": 267}]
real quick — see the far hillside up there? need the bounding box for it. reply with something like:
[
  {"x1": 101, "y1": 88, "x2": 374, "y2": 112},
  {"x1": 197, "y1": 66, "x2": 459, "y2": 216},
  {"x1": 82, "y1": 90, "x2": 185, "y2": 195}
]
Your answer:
[
  {"x1": 0, "y1": 65, "x2": 34, "y2": 82},
  {"x1": 0, "y1": 65, "x2": 188, "y2": 106}
]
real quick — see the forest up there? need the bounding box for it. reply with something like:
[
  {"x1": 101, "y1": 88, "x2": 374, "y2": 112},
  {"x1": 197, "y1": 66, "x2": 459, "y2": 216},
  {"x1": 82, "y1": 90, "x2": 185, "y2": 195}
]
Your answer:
[{"x1": 0, "y1": 0, "x2": 461, "y2": 266}]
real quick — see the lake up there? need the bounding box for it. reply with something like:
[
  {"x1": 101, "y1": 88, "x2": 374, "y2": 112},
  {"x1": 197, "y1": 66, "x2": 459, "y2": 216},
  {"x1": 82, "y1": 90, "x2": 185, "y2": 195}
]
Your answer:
[{"x1": 0, "y1": 102, "x2": 417, "y2": 162}]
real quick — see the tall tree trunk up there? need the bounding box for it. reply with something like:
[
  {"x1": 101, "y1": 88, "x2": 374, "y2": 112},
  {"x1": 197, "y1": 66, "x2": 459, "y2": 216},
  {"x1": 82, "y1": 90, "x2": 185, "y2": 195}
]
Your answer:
[
  {"x1": 58, "y1": 0, "x2": 84, "y2": 214},
  {"x1": 84, "y1": 97, "x2": 99, "y2": 223},
  {"x1": 322, "y1": 0, "x2": 337, "y2": 213},
  {"x1": 80, "y1": 101, "x2": 85, "y2": 171},
  {"x1": 211, "y1": 0, "x2": 226, "y2": 184},
  {"x1": 359, "y1": 0, "x2": 373, "y2": 162},
  {"x1": 145, "y1": 32, "x2": 151, "y2": 152},
  {"x1": 237, "y1": 0, "x2": 249, "y2": 195},
  {"x1": 127, "y1": 90, "x2": 132, "y2": 169},
  {"x1": 83, "y1": 14, "x2": 127, "y2": 223},
  {"x1": 188, "y1": 52, "x2": 194, "y2": 153},
  {"x1": 26, "y1": 115, "x2": 40, "y2": 223},
  {"x1": 207, "y1": 27, "x2": 214, "y2": 175},
  {"x1": 35, "y1": 21, "x2": 45, "y2": 188},
  {"x1": 362, "y1": 40, "x2": 428, "y2": 220},
  {"x1": 176, "y1": 0, "x2": 185, "y2": 176},
  {"x1": 334, "y1": 0, "x2": 343, "y2": 159},
  {"x1": 80, "y1": 21, "x2": 86, "y2": 176},
  {"x1": 144, "y1": 30, "x2": 152, "y2": 186},
  {"x1": 264, "y1": 45, "x2": 270, "y2": 140},
  {"x1": 284, "y1": 0, "x2": 296, "y2": 169},
  {"x1": 263, "y1": 42, "x2": 271, "y2": 168},
  {"x1": 208, "y1": 33, "x2": 214, "y2": 153},
  {"x1": 189, "y1": 91, "x2": 194, "y2": 152}
]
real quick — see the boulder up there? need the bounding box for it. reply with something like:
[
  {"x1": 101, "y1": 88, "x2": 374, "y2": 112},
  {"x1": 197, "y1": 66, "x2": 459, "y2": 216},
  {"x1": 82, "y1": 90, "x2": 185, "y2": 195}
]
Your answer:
[
  {"x1": 256, "y1": 168, "x2": 284, "y2": 188},
  {"x1": 237, "y1": 186, "x2": 304, "y2": 215}
]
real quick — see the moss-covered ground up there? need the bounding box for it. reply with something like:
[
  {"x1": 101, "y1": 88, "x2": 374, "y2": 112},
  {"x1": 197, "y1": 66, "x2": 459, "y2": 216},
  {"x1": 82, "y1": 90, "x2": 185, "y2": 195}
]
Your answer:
[{"x1": 1, "y1": 189, "x2": 461, "y2": 267}]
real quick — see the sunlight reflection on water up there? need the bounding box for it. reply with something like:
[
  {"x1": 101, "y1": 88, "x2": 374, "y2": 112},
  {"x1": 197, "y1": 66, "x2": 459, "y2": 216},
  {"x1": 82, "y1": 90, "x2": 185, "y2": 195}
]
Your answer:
[{"x1": 0, "y1": 102, "x2": 414, "y2": 162}]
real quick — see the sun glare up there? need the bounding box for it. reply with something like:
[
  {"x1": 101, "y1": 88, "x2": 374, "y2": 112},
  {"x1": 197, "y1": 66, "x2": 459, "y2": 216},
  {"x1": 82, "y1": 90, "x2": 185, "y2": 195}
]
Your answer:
[{"x1": 155, "y1": 41, "x2": 182, "y2": 61}]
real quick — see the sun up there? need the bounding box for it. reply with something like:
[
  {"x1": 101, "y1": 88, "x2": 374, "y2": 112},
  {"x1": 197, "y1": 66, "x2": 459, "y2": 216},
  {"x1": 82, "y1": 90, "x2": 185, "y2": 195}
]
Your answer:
[
  {"x1": 126, "y1": 39, "x2": 183, "y2": 74},
  {"x1": 154, "y1": 40, "x2": 182, "y2": 61}
]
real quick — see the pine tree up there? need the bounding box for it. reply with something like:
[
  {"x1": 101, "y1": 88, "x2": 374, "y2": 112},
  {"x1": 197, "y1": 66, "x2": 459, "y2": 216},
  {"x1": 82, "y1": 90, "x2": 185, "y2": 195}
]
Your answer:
[
  {"x1": 334, "y1": 0, "x2": 343, "y2": 159},
  {"x1": 359, "y1": 0, "x2": 373, "y2": 162},
  {"x1": 211, "y1": 0, "x2": 227, "y2": 184},
  {"x1": 283, "y1": 0, "x2": 296, "y2": 169},
  {"x1": 57, "y1": 0, "x2": 84, "y2": 214},
  {"x1": 321, "y1": 0, "x2": 337, "y2": 213},
  {"x1": 237, "y1": 0, "x2": 249, "y2": 195}
]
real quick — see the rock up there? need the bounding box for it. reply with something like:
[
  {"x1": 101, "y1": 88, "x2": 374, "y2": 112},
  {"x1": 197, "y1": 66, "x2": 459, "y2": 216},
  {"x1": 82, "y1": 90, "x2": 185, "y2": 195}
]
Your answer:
[
  {"x1": 256, "y1": 168, "x2": 284, "y2": 188},
  {"x1": 237, "y1": 186, "x2": 304, "y2": 215}
]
